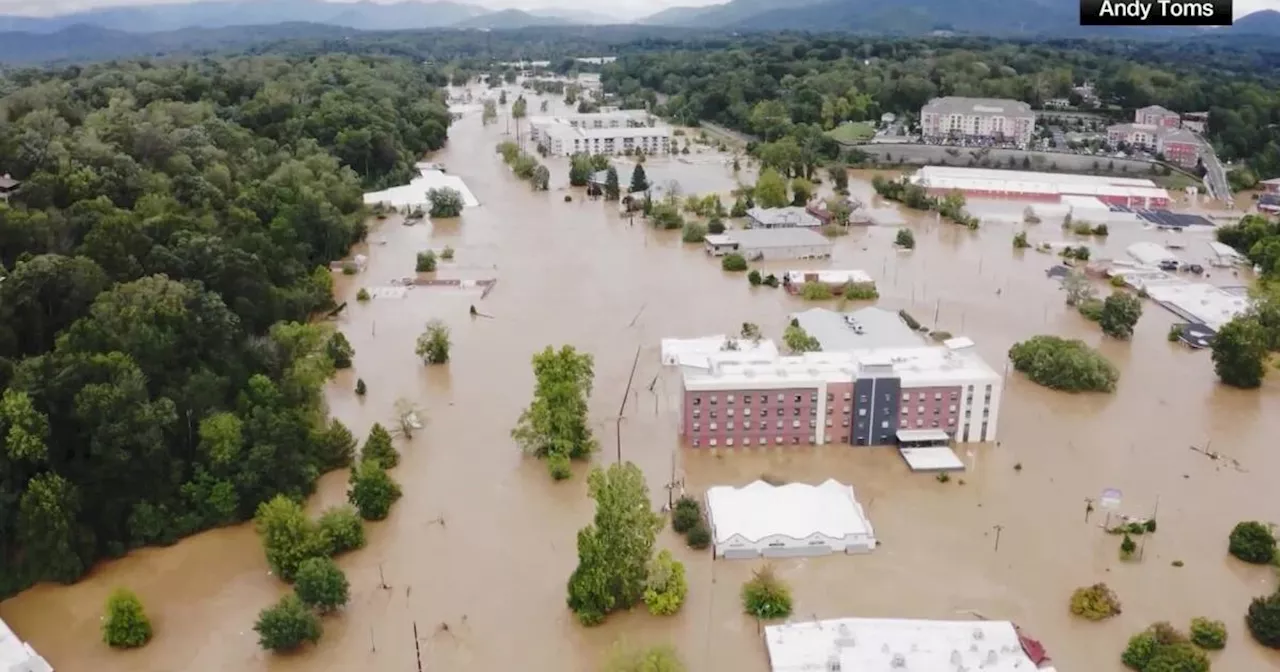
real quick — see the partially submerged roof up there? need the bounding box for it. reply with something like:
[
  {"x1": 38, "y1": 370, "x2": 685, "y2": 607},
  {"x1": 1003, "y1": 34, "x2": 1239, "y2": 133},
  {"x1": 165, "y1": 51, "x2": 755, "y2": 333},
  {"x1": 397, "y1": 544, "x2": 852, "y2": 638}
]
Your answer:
[
  {"x1": 705, "y1": 479, "x2": 874, "y2": 544},
  {"x1": 724, "y1": 227, "x2": 832, "y2": 249},
  {"x1": 791, "y1": 307, "x2": 924, "y2": 352}
]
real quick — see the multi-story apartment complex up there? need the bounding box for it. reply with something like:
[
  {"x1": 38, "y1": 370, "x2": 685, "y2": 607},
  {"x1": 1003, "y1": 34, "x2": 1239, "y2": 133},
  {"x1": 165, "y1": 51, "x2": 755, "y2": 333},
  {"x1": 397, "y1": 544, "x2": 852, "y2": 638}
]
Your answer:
[
  {"x1": 529, "y1": 111, "x2": 671, "y2": 157},
  {"x1": 1135, "y1": 105, "x2": 1181, "y2": 129},
  {"x1": 919, "y1": 97, "x2": 1035, "y2": 145},
  {"x1": 678, "y1": 345, "x2": 1002, "y2": 448},
  {"x1": 1107, "y1": 123, "x2": 1161, "y2": 149},
  {"x1": 1107, "y1": 124, "x2": 1201, "y2": 168}
]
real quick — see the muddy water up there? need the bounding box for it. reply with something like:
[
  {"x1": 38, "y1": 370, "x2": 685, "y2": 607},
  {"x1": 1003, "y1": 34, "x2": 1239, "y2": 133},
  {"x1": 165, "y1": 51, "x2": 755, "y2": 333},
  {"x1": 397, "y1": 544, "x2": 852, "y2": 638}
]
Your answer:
[{"x1": 4, "y1": 88, "x2": 1280, "y2": 672}]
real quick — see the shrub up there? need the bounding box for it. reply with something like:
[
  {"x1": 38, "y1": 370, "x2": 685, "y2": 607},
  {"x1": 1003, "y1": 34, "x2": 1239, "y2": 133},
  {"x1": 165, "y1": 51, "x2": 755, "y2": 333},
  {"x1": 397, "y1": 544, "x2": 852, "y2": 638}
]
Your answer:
[
  {"x1": 643, "y1": 550, "x2": 688, "y2": 616},
  {"x1": 721, "y1": 253, "x2": 748, "y2": 271},
  {"x1": 355, "y1": 378, "x2": 367, "y2": 395},
  {"x1": 1247, "y1": 591, "x2": 1280, "y2": 648},
  {"x1": 415, "y1": 319, "x2": 451, "y2": 365},
  {"x1": 254, "y1": 594, "x2": 322, "y2": 653},
  {"x1": 1167, "y1": 324, "x2": 1182, "y2": 342},
  {"x1": 294, "y1": 557, "x2": 350, "y2": 614},
  {"x1": 416, "y1": 250, "x2": 437, "y2": 273},
  {"x1": 317, "y1": 505, "x2": 365, "y2": 555},
  {"x1": 747, "y1": 269, "x2": 763, "y2": 286},
  {"x1": 347, "y1": 459, "x2": 403, "y2": 521},
  {"x1": 1122, "y1": 622, "x2": 1207, "y2": 671},
  {"x1": 1008, "y1": 335, "x2": 1119, "y2": 393},
  {"x1": 1122, "y1": 630, "x2": 1161, "y2": 670},
  {"x1": 1111, "y1": 274, "x2": 1128, "y2": 288},
  {"x1": 1069, "y1": 583, "x2": 1121, "y2": 621},
  {"x1": 707, "y1": 217, "x2": 726, "y2": 234},
  {"x1": 440, "y1": 246, "x2": 455, "y2": 260},
  {"x1": 1120, "y1": 534, "x2": 1137, "y2": 560},
  {"x1": 1228, "y1": 521, "x2": 1277, "y2": 564},
  {"x1": 1144, "y1": 642, "x2": 1209, "y2": 672},
  {"x1": 742, "y1": 565, "x2": 793, "y2": 620},
  {"x1": 427, "y1": 187, "x2": 464, "y2": 218},
  {"x1": 254, "y1": 495, "x2": 328, "y2": 582},
  {"x1": 1077, "y1": 297, "x2": 1104, "y2": 321},
  {"x1": 547, "y1": 453, "x2": 572, "y2": 481},
  {"x1": 1013, "y1": 231, "x2": 1030, "y2": 249},
  {"x1": 842, "y1": 282, "x2": 879, "y2": 300},
  {"x1": 762, "y1": 274, "x2": 780, "y2": 288},
  {"x1": 361, "y1": 423, "x2": 399, "y2": 469},
  {"x1": 604, "y1": 644, "x2": 686, "y2": 672},
  {"x1": 681, "y1": 221, "x2": 708, "y2": 243},
  {"x1": 103, "y1": 588, "x2": 153, "y2": 649},
  {"x1": 1189, "y1": 617, "x2": 1227, "y2": 650},
  {"x1": 672, "y1": 496, "x2": 701, "y2": 533},
  {"x1": 326, "y1": 332, "x2": 354, "y2": 369},
  {"x1": 895, "y1": 228, "x2": 915, "y2": 249},
  {"x1": 686, "y1": 521, "x2": 711, "y2": 549},
  {"x1": 1100, "y1": 291, "x2": 1143, "y2": 340},
  {"x1": 356, "y1": 288, "x2": 371, "y2": 302},
  {"x1": 800, "y1": 281, "x2": 833, "y2": 300}
]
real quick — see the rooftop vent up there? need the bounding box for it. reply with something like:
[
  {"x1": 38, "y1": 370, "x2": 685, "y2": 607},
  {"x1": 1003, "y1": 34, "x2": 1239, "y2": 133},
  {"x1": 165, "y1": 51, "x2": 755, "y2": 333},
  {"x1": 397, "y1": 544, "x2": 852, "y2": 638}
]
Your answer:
[
  {"x1": 972, "y1": 629, "x2": 986, "y2": 641},
  {"x1": 985, "y1": 650, "x2": 998, "y2": 665},
  {"x1": 950, "y1": 651, "x2": 962, "y2": 665},
  {"x1": 891, "y1": 653, "x2": 906, "y2": 668}
]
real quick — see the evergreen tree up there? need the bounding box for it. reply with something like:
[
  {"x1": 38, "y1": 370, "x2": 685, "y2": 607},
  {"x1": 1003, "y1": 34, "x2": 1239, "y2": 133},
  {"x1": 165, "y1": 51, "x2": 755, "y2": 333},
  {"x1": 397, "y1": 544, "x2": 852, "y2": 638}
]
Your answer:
[
  {"x1": 629, "y1": 165, "x2": 649, "y2": 193},
  {"x1": 604, "y1": 167, "x2": 621, "y2": 201}
]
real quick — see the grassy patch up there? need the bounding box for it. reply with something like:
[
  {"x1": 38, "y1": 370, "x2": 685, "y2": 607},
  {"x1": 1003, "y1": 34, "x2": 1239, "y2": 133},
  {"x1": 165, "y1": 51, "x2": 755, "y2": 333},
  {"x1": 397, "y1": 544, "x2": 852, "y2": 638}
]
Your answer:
[{"x1": 826, "y1": 122, "x2": 875, "y2": 144}]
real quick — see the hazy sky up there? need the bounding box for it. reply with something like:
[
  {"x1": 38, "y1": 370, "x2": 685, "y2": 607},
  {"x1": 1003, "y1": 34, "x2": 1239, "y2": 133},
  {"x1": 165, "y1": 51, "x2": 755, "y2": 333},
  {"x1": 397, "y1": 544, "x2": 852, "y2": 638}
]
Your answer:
[{"x1": 0, "y1": 0, "x2": 1275, "y2": 20}]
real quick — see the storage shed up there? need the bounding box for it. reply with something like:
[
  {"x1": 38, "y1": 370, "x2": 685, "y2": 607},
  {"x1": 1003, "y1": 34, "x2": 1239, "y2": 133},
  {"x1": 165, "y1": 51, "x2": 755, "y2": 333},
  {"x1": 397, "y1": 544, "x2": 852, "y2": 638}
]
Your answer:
[{"x1": 705, "y1": 479, "x2": 876, "y2": 559}]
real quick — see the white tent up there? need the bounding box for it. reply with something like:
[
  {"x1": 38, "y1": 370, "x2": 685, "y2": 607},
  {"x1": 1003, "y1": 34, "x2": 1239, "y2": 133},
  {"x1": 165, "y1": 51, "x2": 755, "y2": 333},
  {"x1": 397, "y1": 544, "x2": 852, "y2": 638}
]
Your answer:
[{"x1": 705, "y1": 479, "x2": 876, "y2": 559}]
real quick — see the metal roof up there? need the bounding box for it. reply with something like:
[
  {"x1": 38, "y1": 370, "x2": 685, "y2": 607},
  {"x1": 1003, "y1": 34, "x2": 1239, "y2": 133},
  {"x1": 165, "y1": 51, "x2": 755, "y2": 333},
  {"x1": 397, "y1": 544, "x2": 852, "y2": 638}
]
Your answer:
[
  {"x1": 921, "y1": 96, "x2": 1034, "y2": 116},
  {"x1": 725, "y1": 228, "x2": 832, "y2": 249}
]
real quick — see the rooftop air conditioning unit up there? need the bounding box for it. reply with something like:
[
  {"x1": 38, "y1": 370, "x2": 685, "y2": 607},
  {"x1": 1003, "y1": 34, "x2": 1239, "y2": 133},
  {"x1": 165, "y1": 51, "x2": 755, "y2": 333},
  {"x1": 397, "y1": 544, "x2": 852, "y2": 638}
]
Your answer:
[{"x1": 890, "y1": 653, "x2": 906, "y2": 668}]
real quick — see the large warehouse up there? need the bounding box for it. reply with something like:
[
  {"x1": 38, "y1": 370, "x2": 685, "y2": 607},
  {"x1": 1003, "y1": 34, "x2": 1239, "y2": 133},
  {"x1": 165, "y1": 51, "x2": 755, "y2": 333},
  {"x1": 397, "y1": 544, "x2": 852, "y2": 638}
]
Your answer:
[
  {"x1": 908, "y1": 166, "x2": 1171, "y2": 209},
  {"x1": 704, "y1": 228, "x2": 833, "y2": 261},
  {"x1": 704, "y1": 479, "x2": 877, "y2": 559}
]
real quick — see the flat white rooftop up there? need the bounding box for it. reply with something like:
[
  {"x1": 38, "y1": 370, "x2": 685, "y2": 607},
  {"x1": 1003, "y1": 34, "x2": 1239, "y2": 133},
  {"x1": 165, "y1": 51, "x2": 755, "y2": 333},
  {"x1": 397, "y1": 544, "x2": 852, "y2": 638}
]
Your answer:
[
  {"x1": 1144, "y1": 282, "x2": 1252, "y2": 331},
  {"x1": 784, "y1": 270, "x2": 874, "y2": 285},
  {"x1": 900, "y1": 446, "x2": 966, "y2": 472},
  {"x1": 683, "y1": 346, "x2": 1000, "y2": 391},
  {"x1": 660, "y1": 336, "x2": 780, "y2": 369},
  {"x1": 916, "y1": 165, "x2": 1158, "y2": 188},
  {"x1": 1127, "y1": 242, "x2": 1179, "y2": 266},
  {"x1": 765, "y1": 617, "x2": 1047, "y2": 672},
  {"x1": 911, "y1": 166, "x2": 1169, "y2": 200},
  {"x1": 362, "y1": 166, "x2": 479, "y2": 210},
  {"x1": 1, "y1": 617, "x2": 52, "y2": 672},
  {"x1": 706, "y1": 479, "x2": 875, "y2": 547}
]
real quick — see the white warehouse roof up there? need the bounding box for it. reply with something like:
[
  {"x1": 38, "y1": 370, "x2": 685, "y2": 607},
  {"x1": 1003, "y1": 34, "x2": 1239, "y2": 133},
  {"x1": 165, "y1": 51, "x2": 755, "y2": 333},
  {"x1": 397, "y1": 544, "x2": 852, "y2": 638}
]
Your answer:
[
  {"x1": 362, "y1": 166, "x2": 479, "y2": 210},
  {"x1": 784, "y1": 269, "x2": 873, "y2": 285},
  {"x1": 765, "y1": 617, "x2": 1047, "y2": 672},
  {"x1": 0, "y1": 617, "x2": 52, "y2": 672},
  {"x1": 1127, "y1": 242, "x2": 1179, "y2": 266},
  {"x1": 705, "y1": 479, "x2": 875, "y2": 554}
]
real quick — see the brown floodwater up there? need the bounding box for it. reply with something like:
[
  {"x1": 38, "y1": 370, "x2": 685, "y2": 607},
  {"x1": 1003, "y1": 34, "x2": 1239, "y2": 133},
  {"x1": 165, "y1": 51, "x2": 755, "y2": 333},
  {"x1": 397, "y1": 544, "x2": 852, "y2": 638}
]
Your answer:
[{"x1": 4, "y1": 89, "x2": 1279, "y2": 672}]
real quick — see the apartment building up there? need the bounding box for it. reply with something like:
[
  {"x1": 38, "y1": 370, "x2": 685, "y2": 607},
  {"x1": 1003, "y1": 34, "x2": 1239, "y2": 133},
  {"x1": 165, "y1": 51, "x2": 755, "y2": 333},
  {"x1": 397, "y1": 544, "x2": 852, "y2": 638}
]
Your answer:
[
  {"x1": 529, "y1": 111, "x2": 671, "y2": 157},
  {"x1": 678, "y1": 345, "x2": 1002, "y2": 448},
  {"x1": 1135, "y1": 105, "x2": 1181, "y2": 129},
  {"x1": 919, "y1": 97, "x2": 1035, "y2": 145},
  {"x1": 1156, "y1": 128, "x2": 1201, "y2": 168}
]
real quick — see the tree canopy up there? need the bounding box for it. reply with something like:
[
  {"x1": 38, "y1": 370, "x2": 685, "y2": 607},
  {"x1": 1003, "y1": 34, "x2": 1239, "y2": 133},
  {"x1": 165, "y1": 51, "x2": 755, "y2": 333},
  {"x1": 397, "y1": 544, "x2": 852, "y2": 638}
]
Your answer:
[
  {"x1": 0, "y1": 52, "x2": 452, "y2": 598},
  {"x1": 1008, "y1": 335, "x2": 1119, "y2": 393}
]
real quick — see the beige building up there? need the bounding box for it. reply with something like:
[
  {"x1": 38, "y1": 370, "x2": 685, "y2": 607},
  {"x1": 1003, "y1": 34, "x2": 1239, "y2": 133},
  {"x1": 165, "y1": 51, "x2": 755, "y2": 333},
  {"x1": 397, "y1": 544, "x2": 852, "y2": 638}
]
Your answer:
[
  {"x1": 529, "y1": 111, "x2": 671, "y2": 157},
  {"x1": 919, "y1": 97, "x2": 1035, "y2": 145}
]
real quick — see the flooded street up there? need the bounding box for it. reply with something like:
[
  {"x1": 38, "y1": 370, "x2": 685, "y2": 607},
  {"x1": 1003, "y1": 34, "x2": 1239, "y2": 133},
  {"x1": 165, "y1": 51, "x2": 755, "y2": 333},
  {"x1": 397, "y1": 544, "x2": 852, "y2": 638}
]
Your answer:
[{"x1": 3, "y1": 89, "x2": 1280, "y2": 672}]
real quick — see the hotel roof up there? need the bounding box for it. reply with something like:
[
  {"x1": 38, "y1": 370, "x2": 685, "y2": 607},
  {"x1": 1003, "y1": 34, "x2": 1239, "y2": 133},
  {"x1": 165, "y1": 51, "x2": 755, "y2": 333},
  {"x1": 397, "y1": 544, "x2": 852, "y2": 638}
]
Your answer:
[
  {"x1": 921, "y1": 97, "x2": 1034, "y2": 116},
  {"x1": 791, "y1": 307, "x2": 925, "y2": 352},
  {"x1": 682, "y1": 344, "x2": 999, "y2": 391},
  {"x1": 660, "y1": 336, "x2": 780, "y2": 369}
]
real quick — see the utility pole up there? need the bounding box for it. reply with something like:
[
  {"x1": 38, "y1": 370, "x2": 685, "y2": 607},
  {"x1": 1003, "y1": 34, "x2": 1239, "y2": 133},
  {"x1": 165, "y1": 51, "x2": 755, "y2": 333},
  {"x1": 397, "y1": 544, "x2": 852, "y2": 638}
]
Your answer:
[
  {"x1": 664, "y1": 450, "x2": 685, "y2": 510},
  {"x1": 1084, "y1": 498, "x2": 1095, "y2": 523},
  {"x1": 992, "y1": 524, "x2": 1004, "y2": 552},
  {"x1": 1139, "y1": 495, "x2": 1160, "y2": 560},
  {"x1": 616, "y1": 345, "x2": 642, "y2": 463}
]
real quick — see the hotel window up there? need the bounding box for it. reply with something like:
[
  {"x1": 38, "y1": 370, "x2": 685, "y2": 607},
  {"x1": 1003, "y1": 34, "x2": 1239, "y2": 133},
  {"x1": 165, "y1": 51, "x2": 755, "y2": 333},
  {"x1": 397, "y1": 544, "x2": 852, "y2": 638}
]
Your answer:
[
  {"x1": 917, "y1": 406, "x2": 925, "y2": 414},
  {"x1": 693, "y1": 409, "x2": 701, "y2": 419},
  {"x1": 726, "y1": 422, "x2": 735, "y2": 430},
  {"x1": 931, "y1": 420, "x2": 940, "y2": 428},
  {"x1": 792, "y1": 437, "x2": 800, "y2": 445},
  {"x1": 794, "y1": 394, "x2": 802, "y2": 403},
  {"x1": 843, "y1": 405, "x2": 851, "y2": 413},
  {"x1": 809, "y1": 436, "x2": 816, "y2": 444},
  {"x1": 727, "y1": 408, "x2": 735, "y2": 417},
  {"x1": 709, "y1": 438, "x2": 718, "y2": 447},
  {"x1": 810, "y1": 408, "x2": 817, "y2": 417},
  {"x1": 916, "y1": 419, "x2": 924, "y2": 427},
  {"x1": 726, "y1": 394, "x2": 735, "y2": 403},
  {"x1": 792, "y1": 420, "x2": 801, "y2": 429},
  {"x1": 900, "y1": 419, "x2": 909, "y2": 428},
  {"x1": 809, "y1": 419, "x2": 816, "y2": 429},
  {"x1": 709, "y1": 423, "x2": 718, "y2": 431},
  {"x1": 826, "y1": 419, "x2": 833, "y2": 428},
  {"x1": 758, "y1": 437, "x2": 767, "y2": 446},
  {"x1": 933, "y1": 408, "x2": 941, "y2": 416},
  {"x1": 776, "y1": 420, "x2": 784, "y2": 429},
  {"x1": 743, "y1": 395, "x2": 752, "y2": 405},
  {"x1": 744, "y1": 408, "x2": 752, "y2": 417},
  {"x1": 693, "y1": 396, "x2": 702, "y2": 406},
  {"x1": 826, "y1": 407, "x2": 833, "y2": 415},
  {"x1": 901, "y1": 393, "x2": 910, "y2": 402},
  {"x1": 810, "y1": 393, "x2": 818, "y2": 403},
  {"x1": 947, "y1": 418, "x2": 956, "y2": 426},
  {"x1": 934, "y1": 392, "x2": 942, "y2": 401},
  {"x1": 759, "y1": 421, "x2": 768, "y2": 430},
  {"x1": 775, "y1": 436, "x2": 784, "y2": 444},
  {"x1": 776, "y1": 394, "x2": 784, "y2": 403},
  {"x1": 881, "y1": 421, "x2": 889, "y2": 429},
  {"x1": 859, "y1": 395, "x2": 867, "y2": 403},
  {"x1": 981, "y1": 422, "x2": 989, "y2": 438},
  {"x1": 842, "y1": 419, "x2": 850, "y2": 428},
  {"x1": 843, "y1": 392, "x2": 851, "y2": 401},
  {"x1": 692, "y1": 439, "x2": 700, "y2": 447},
  {"x1": 726, "y1": 438, "x2": 734, "y2": 447},
  {"x1": 917, "y1": 392, "x2": 925, "y2": 401},
  {"x1": 793, "y1": 408, "x2": 801, "y2": 417},
  {"x1": 709, "y1": 410, "x2": 717, "y2": 419},
  {"x1": 692, "y1": 422, "x2": 701, "y2": 432},
  {"x1": 859, "y1": 409, "x2": 867, "y2": 417},
  {"x1": 827, "y1": 393, "x2": 834, "y2": 402},
  {"x1": 949, "y1": 405, "x2": 956, "y2": 413}
]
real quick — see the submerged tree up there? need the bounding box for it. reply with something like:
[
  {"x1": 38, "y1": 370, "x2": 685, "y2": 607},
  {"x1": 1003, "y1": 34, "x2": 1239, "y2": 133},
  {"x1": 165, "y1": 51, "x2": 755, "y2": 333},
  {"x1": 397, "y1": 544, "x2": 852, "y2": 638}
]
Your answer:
[
  {"x1": 103, "y1": 588, "x2": 153, "y2": 649},
  {"x1": 254, "y1": 594, "x2": 322, "y2": 653},
  {"x1": 294, "y1": 557, "x2": 350, "y2": 614},
  {"x1": 347, "y1": 459, "x2": 402, "y2": 521},
  {"x1": 1212, "y1": 316, "x2": 1268, "y2": 389},
  {"x1": 511, "y1": 345, "x2": 597, "y2": 478},
  {"x1": 532, "y1": 165, "x2": 550, "y2": 191},
  {"x1": 741, "y1": 565, "x2": 793, "y2": 620},
  {"x1": 325, "y1": 332, "x2": 354, "y2": 369},
  {"x1": 427, "y1": 187, "x2": 464, "y2": 218},
  {"x1": 629, "y1": 164, "x2": 649, "y2": 193},
  {"x1": 254, "y1": 495, "x2": 328, "y2": 582},
  {"x1": 415, "y1": 319, "x2": 452, "y2": 365},
  {"x1": 361, "y1": 423, "x2": 399, "y2": 469},
  {"x1": 566, "y1": 463, "x2": 663, "y2": 625},
  {"x1": 1099, "y1": 292, "x2": 1143, "y2": 340}
]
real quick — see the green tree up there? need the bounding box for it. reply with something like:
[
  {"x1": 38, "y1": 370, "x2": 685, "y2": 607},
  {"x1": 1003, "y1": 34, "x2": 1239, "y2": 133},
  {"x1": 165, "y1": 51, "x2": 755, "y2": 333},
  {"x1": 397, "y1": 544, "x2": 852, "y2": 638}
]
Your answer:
[
  {"x1": 1228, "y1": 521, "x2": 1277, "y2": 564},
  {"x1": 254, "y1": 495, "x2": 328, "y2": 582},
  {"x1": 294, "y1": 556, "x2": 350, "y2": 613},
  {"x1": 361, "y1": 423, "x2": 399, "y2": 469},
  {"x1": 427, "y1": 187, "x2": 464, "y2": 218},
  {"x1": 721, "y1": 253, "x2": 748, "y2": 272},
  {"x1": 317, "y1": 505, "x2": 365, "y2": 555},
  {"x1": 347, "y1": 458, "x2": 403, "y2": 521},
  {"x1": 604, "y1": 166, "x2": 621, "y2": 200},
  {"x1": 686, "y1": 521, "x2": 711, "y2": 549},
  {"x1": 532, "y1": 165, "x2": 550, "y2": 191},
  {"x1": 681, "y1": 221, "x2": 708, "y2": 243},
  {"x1": 254, "y1": 594, "x2": 322, "y2": 653},
  {"x1": 103, "y1": 588, "x2": 153, "y2": 648},
  {"x1": 754, "y1": 168, "x2": 789, "y2": 208},
  {"x1": 1247, "y1": 591, "x2": 1280, "y2": 648},
  {"x1": 511, "y1": 346, "x2": 598, "y2": 476},
  {"x1": 747, "y1": 269, "x2": 763, "y2": 286},
  {"x1": 482, "y1": 100, "x2": 497, "y2": 125},
  {"x1": 783, "y1": 324, "x2": 822, "y2": 354},
  {"x1": 1211, "y1": 317, "x2": 1268, "y2": 389},
  {"x1": 1013, "y1": 231, "x2": 1030, "y2": 249},
  {"x1": 741, "y1": 565, "x2": 793, "y2": 620},
  {"x1": 671, "y1": 496, "x2": 701, "y2": 533},
  {"x1": 629, "y1": 164, "x2": 649, "y2": 193},
  {"x1": 15, "y1": 472, "x2": 85, "y2": 583},
  {"x1": 326, "y1": 332, "x2": 354, "y2": 369},
  {"x1": 1008, "y1": 335, "x2": 1119, "y2": 393},
  {"x1": 643, "y1": 550, "x2": 688, "y2": 616},
  {"x1": 790, "y1": 177, "x2": 814, "y2": 206},
  {"x1": 569, "y1": 154, "x2": 593, "y2": 187},
  {"x1": 566, "y1": 462, "x2": 663, "y2": 625},
  {"x1": 1099, "y1": 292, "x2": 1143, "y2": 339},
  {"x1": 313, "y1": 418, "x2": 357, "y2": 471},
  {"x1": 415, "y1": 319, "x2": 451, "y2": 365},
  {"x1": 749, "y1": 99, "x2": 792, "y2": 142},
  {"x1": 827, "y1": 164, "x2": 850, "y2": 193},
  {"x1": 604, "y1": 644, "x2": 685, "y2": 672},
  {"x1": 1189, "y1": 617, "x2": 1227, "y2": 650},
  {"x1": 1069, "y1": 583, "x2": 1121, "y2": 621},
  {"x1": 895, "y1": 228, "x2": 915, "y2": 249},
  {"x1": 416, "y1": 250, "x2": 438, "y2": 273},
  {"x1": 730, "y1": 196, "x2": 748, "y2": 218}
]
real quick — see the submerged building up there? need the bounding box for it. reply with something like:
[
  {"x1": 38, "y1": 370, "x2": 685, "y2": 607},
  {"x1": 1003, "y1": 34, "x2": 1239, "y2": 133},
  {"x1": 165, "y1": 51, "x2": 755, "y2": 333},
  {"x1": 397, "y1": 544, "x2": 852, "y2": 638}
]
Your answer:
[
  {"x1": 704, "y1": 479, "x2": 876, "y2": 559},
  {"x1": 529, "y1": 110, "x2": 671, "y2": 157},
  {"x1": 0, "y1": 617, "x2": 52, "y2": 672},
  {"x1": 908, "y1": 166, "x2": 1171, "y2": 209}
]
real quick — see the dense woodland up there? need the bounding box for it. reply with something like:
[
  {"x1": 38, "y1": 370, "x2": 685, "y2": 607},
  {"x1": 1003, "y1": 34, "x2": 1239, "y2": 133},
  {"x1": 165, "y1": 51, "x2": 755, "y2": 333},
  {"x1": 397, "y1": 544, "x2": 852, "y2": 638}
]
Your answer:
[{"x1": 0, "y1": 53, "x2": 451, "y2": 596}]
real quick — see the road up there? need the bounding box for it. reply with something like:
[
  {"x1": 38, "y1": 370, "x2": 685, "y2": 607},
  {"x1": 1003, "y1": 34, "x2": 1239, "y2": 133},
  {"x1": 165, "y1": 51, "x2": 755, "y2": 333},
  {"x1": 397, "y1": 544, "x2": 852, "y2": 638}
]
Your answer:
[
  {"x1": 1198, "y1": 137, "x2": 1232, "y2": 204},
  {"x1": 697, "y1": 121, "x2": 757, "y2": 147}
]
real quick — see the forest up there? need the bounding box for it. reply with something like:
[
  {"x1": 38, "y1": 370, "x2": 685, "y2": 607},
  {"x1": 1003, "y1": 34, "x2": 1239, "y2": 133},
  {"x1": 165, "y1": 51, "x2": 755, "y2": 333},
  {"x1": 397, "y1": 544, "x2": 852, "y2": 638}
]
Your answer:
[
  {"x1": 0, "y1": 53, "x2": 452, "y2": 597},
  {"x1": 595, "y1": 36, "x2": 1280, "y2": 180}
]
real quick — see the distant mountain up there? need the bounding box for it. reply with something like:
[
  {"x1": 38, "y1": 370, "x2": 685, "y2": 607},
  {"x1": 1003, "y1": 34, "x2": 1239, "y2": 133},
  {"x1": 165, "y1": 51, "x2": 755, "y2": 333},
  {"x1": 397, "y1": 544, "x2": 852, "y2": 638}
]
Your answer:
[
  {"x1": 1228, "y1": 9, "x2": 1280, "y2": 36},
  {"x1": 529, "y1": 7, "x2": 621, "y2": 25},
  {"x1": 452, "y1": 9, "x2": 573, "y2": 29},
  {"x1": 637, "y1": 3, "x2": 725, "y2": 25},
  {"x1": 0, "y1": 22, "x2": 356, "y2": 64},
  {"x1": 0, "y1": 1, "x2": 488, "y2": 34}
]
